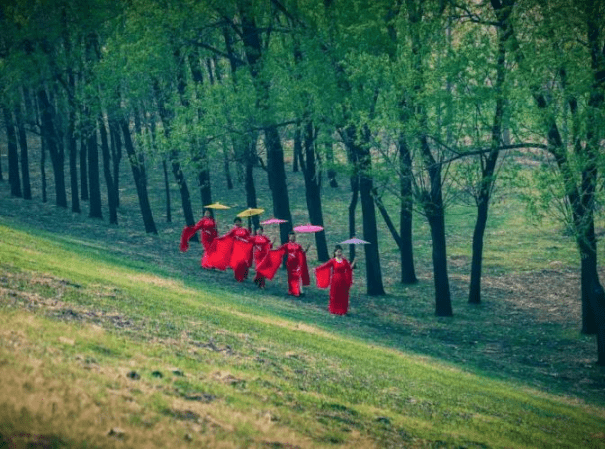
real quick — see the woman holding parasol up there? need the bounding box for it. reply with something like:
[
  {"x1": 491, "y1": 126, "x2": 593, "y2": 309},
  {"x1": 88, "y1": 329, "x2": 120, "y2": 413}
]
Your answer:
[
  {"x1": 315, "y1": 244, "x2": 356, "y2": 315},
  {"x1": 251, "y1": 225, "x2": 273, "y2": 289},
  {"x1": 181, "y1": 203, "x2": 229, "y2": 268}
]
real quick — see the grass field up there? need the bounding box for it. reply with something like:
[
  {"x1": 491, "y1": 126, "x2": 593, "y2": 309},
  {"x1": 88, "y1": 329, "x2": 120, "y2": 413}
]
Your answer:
[{"x1": 1, "y1": 150, "x2": 605, "y2": 448}]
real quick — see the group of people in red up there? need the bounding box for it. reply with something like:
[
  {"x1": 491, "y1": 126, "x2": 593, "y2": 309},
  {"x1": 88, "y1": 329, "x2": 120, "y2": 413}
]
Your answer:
[{"x1": 180, "y1": 208, "x2": 356, "y2": 315}]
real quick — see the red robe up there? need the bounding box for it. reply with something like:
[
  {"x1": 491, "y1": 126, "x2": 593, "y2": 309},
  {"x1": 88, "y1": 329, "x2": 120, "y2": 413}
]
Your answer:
[
  {"x1": 204, "y1": 226, "x2": 252, "y2": 281},
  {"x1": 252, "y1": 235, "x2": 272, "y2": 267},
  {"x1": 279, "y1": 242, "x2": 310, "y2": 296},
  {"x1": 315, "y1": 258, "x2": 353, "y2": 315},
  {"x1": 251, "y1": 235, "x2": 272, "y2": 286},
  {"x1": 180, "y1": 217, "x2": 217, "y2": 252}
]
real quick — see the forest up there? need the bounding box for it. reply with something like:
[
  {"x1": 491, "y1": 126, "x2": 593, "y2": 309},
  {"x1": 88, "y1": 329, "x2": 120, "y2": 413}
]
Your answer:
[{"x1": 1, "y1": 0, "x2": 605, "y2": 361}]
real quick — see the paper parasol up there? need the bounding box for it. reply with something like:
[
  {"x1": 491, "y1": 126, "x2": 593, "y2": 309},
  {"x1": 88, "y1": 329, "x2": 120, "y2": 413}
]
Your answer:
[
  {"x1": 237, "y1": 208, "x2": 265, "y2": 218},
  {"x1": 204, "y1": 202, "x2": 231, "y2": 210},
  {"x1": 293, "y1": 224, "x2": 324, "y2": 233},
  {"x1": 340, "y1": 237, "x2": 370, "y2": 245},
  {"x1": 261, "y1": 218, "x2": 288, "y2": 225}
]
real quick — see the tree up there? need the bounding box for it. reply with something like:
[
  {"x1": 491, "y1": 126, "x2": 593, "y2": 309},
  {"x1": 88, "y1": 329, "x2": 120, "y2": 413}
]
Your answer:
[{"x1": 510, "y1": 0, "x2": 605, "y2": 364}]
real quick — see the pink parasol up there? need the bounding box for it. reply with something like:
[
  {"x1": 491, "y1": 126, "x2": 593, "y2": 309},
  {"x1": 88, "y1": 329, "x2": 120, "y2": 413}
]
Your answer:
[
  {"x1": 293, "y1": 224, "x2": 324, "y2": 233},
  {"x1": 261, "y1": 218, "x2": 288, "y2": 225},
  {"x1": 340, "y1": 237, "x2": 370, "y2": 245}
]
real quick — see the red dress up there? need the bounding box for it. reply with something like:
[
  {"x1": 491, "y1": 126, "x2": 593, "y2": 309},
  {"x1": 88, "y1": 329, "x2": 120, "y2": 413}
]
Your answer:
[
  {"x1": 179, "y1": 217, "x2": 217, "y2": 252},
  {"x1": 315, "y1": 258, "x2": 353, "y2": 315},
  {"x1": 251, "y1": 235, "x2": 272, "y2": 287},
  {"x1": 203, "y1": 227, "x2": 253, "y2": 281},
  {"x1": 279, "y1": 242, "x2": 310, "y2": 297},
  {"x1": 256, "y1": 242, "x2": 310, "y2": 296}
]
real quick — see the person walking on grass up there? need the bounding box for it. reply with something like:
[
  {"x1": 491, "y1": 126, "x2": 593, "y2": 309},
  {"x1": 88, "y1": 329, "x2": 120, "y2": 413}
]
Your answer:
[
  {"x1": 315, "y1": 245, "x2": 356, "y2": 315},
  {"x1": 251, "y1": 226, "x2": 273, "y2": 289},
  {"x1": 256, "y1": 231, "x2": 310, "y2": 297}
]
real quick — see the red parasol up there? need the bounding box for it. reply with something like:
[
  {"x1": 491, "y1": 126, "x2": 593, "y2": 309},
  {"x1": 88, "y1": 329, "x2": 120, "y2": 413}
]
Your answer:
[
  {"x1": 261, "y1": 218, "x2": 288, "y2": 225},
  {"x1": 293, "y1": 224, "x2": 324, "y2": 233},
  {"x1": 340, "y1": 237, "x2": 370, "y2": 245}
]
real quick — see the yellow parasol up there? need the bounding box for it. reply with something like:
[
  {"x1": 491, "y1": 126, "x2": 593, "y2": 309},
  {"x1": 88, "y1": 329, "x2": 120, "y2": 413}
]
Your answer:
[
  {"x1": 237, "y1": 208, "x2": 265, "y2": 230},
  {"x1": 237, "y1": 208, "x2": 265, "y2": 217},
  {"x1": 204, "y1": 202, "x2": 231, "y2": 210}
]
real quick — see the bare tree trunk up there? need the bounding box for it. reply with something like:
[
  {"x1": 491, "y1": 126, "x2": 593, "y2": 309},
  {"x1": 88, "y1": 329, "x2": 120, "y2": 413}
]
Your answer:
[
  {"x1": 14, "y1": 102, "x2": 31, "y2": 200},
  {"x1": 163, "y1": 160, "x2": 172, "y2": 223},
  {"x1": 99, "y1": 116, "x2": 117, "y2": 224},
  {"x1": 344, "y1": 125, "x2": 385, "y2": 296},
  {"x1": 2, "y1": 105, "x2": 22, "y2": 198},
  {"x1": 300, "y1": 121, "x2": 329, "y2": 262},
  {"x1": 87, "y1": 115, "x2": 103, "y2": 219},
  {"x1": 37, "y1": 88, "x2": 67, "y2": 208},
  {"x1": 120, "y1": 117, "x2": 157, "y2": 234},
  {"x1": 398, "y1": 135, "x2": 417, "y2": 284}
]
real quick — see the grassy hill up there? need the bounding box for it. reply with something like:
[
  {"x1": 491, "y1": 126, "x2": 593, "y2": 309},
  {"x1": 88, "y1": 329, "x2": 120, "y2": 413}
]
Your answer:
[{"x1": 1, "y1": 175, "x2": 605, "y2": 448}]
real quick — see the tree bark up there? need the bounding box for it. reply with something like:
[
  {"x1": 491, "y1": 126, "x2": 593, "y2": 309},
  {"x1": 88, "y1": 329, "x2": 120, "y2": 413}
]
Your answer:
[
  {"x1": 162, "y1": 160, "x2": 172, "y2": 223},
  {"x1": 87, "y1": 115, "x2": 103, "y2": 219},
  {"x1": 108, "y1": 119, "x2": 122, "y2": 208},
  {"x1": 120, "y1": 117, "x2": 157, "y2": 234},
  {"x1": 348, "y1": 173, "x2": 359, "y2": 263},
  {"x1": 344, "y1": 125, "x2": 385, "y2": 296},
  {"x1": 99, "y1": 116, "x2": 117, "y2": 224},
  {"x1": 37, "y1": 88, "x2": 67, "y2": 208},
  {"x1": 300, "y1": 121, "x2": 329, "y2": 262},
  {"x1": 398, "y1": 135, "x2": 418, "y2": 284},
  {"x1": 2, "y1": 105, "x2": 22, "y2": 198},
  {"x1": 80, "y1": 137, "x2": 89, "y2": 201},
  {"x1": 14, "y1": 103, "x2": 31, "y2": 200}
]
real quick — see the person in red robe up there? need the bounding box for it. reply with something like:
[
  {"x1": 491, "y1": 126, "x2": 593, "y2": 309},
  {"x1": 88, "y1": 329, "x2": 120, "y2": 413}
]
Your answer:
[
  {"x1": 251, "y1": 226, "x2": 273, "y2": 289},
  {"x1": 204, "y1": 217, "x2": 253, "y2": 281},
  {"x1": 180, "y1": 209, "x2": 218, "y2": 269},
  {"x1": 315, "y1": 245, "x2": 356, "y2": 315},
  {"x1": 257, "y1": 231, "x2": 310, "y2": 297}
]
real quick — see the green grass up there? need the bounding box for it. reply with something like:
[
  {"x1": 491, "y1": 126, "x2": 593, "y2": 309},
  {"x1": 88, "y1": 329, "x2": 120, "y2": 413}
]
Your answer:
[{"x1": 1, "y1": 218, "x2": 605, "y2": 448}]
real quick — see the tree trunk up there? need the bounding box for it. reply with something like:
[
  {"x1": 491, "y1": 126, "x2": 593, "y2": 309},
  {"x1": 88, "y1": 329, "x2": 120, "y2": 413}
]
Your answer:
[
  {"x1": 15, "y1": 104, "x2": 31, "y2": 200},
  {"x1": 590, "y1": 280, "x2": 605, "y2": 366},
  {"x1": 301, "y1": 121, "x2": 329, "y2": 262},
  {"x1": 87, "y1": 116, "x2": 103, "y2": 219},
  {"x1": 427, "y1": 207, "x2": 453, "y2": 316},
  {"x1": 37, "y1": 89, "x2": 67, "y2": 208},
  {"x1": 344, "y1": 125, "x2": 385, "y2": 296},
  {"x1": 163, "y1": 160, "x2": 172, "y2": 223},
  {"x1": 99, "y1": 116, "x2": 117, "y2": 224},
  {"x1": 293, "y1": 125, "x2": 301, "y2": 173},
  {"x1": 398, "y1": 135, "x2": 417, "y2": 284},
  {"x1": 325, "y1": 140, "x2": 338, "y2": 188},
  {"x1": 422, "y1": 136, "x2": 453, "y2": 316},
  {"x1": 223, "y1": 144, "x2": 234, "y2": 190},
  {"x1": 40, "y1": 129, "x2": 47, "y2": 203},
  {"x1": 264, "y1": 125, "x2": 294, "y2": 243},
  {"x1": 79, "y1": 138, "x2": 89, "y2": 201},
  {"x1": 109, "y1": 119, "x2": 122, "y2": 208},
  {"x1": 244, "y1": 138, "x2": 260, "y2": 231},
  {"x1": 348, "y1": 174, "x2": 359, "y2": 263},
  {"x1": 2, "y1": 105, "x2": 22, "y2": 198},
  {"x1": 120, "y1": 118, "x2": 157, "y2": 234},
  {"x1": 67, "y1": 110, "x2": 80, "y2": 213}
]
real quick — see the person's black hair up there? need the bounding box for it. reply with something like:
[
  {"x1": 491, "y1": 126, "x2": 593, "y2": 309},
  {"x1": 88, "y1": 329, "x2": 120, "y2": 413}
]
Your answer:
[
  {"x1": 333, "y1": 244, "x2": 343, "y2": 257},
  {"x1": 234, "y1": 217, "x2": 242, "y2": 223},
  {"x1": 288, "y1": 231, "x2": 296, "y2": 236}
]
